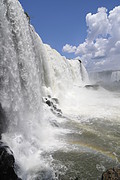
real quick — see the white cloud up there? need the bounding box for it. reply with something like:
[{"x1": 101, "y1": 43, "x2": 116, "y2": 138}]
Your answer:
[
  {"x1": 62, "y1": 6, "x2": 120, "y2": 71},
  {"x1": 62, "y1": 44, "x2": 76, "y2": 53},
  {"x1": 86, "y1": 7, "x2": 110, "y2": 41}
]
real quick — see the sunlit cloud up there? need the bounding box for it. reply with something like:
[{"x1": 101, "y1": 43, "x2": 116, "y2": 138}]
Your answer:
[
  {"x1": 63, "y1": 6, "x2": 120, "y2": 71},
  {"x1": 63, "y1": 44, "x2": 76, "y2": 53}
]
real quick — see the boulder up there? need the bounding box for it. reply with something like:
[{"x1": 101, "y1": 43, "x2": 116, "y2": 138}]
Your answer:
[
  {"x1": 102, "y1": 168, "x2": 120, "y2": 180},
  {"x1": 85, "y1": 84, "x2": 99, "y2": 90},
  {"x1": 0, "y1": 141, "x2": 22, "y2": 180},
  {"x1": 24, "y1": 12, "x2": 30, "y2": 23},
  {"x1": 46, "y1": 100, "x2": 52, "y2": 107},
  {"x1": 78, "y1": 59, "x2": 82, "y2": 63},
  {"x1": 52, "y1": 98, "x2": 59, "y2": 104},
  {"x1": 43, "y1": 96, "x2": 62, "y2": 117},
  {"x1": 47, "y1": 95, "x2": 51, "y2": 98}
]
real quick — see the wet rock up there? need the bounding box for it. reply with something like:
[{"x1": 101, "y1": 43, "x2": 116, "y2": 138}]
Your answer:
[
  {"x1": 57, "y1": 109, "x2": 62, "y2": 113},
  {"x1": 85, "y1": 84, "x2": 99, "y2": 90},
  {"x1": 46, "y1": 100, "x2": 52, "y2": 107},
  {"x1": 43, "y1": 96, "x2": 62, "y2": 116},
  {"x1": 53, "y1": 104, "x2": 57, "y2": 110},
  {"x1": 52, "y1": 98, "x2": 59, "y2": 104},
  {"x1": 43, "y1": 97, "x2": 53, "y2": 107},
  {"x1": 56, "y1": 109, "x2": 62, "y2": 117},
  {"x1": 50, "y1": 120, "x2": 59, "y2": 127},
  {"x1": 102, "y1": 167, "x2": 120, "y2": 180},
  {"x1": 0, "y1": 141, "x2": 22, "y2": 180},
  {"x1": 24, "y1": 12, "x2": 30, "y2": 23},
  {"x1": 48, "y1": 95, "x2": 51, "y2": 98},
  {"x1": 0, "y1": 103, "x2": 7, "y2": 139},
  {"x1": 78, "y1": 59, "x2": 82, "y2": 63}
]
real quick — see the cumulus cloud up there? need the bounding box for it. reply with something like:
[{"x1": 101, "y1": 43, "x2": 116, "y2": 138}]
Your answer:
[
  {"x1": 86, "y1": 7, "x2": 110, "y2": 41},
  {"x1": 62, "y1": 6, "x2": 120, "y2": 71},
  {"x1": 62, "y1": 44, "x2": 76, "y2": 53}
]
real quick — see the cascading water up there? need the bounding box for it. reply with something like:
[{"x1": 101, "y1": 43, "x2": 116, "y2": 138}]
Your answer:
[
  {"x1": 0, "y1": 0, "x2": 120, "y2": 179},
  {"x1": 0, "y1": 0, "x2": 43, "y2": 125},
  {"x1": 0, "y1": 0, "x2": 89, "y2": 178},
  {"x1": 111, "y1": 71, "x2": 120, "y2": 82},
  {"x1": 0, "y1": 0, "x2": 59, "y2": 178},
  {"x1": 43, "y1": 44, "x2": 89, "y2": 100}
]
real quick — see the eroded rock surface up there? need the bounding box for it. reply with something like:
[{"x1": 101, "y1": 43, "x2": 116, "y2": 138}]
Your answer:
[{"x1": 102, "y1": 168, "x2": 120, "y2": 180}]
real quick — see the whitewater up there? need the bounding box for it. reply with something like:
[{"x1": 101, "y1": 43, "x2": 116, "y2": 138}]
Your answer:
[{"x1": 0, "y1": 0, "x2": 120, "y2": 179}]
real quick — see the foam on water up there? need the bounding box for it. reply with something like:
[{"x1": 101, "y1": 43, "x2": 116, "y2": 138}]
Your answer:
[{"x1": 61, "y1": 87, "x2": 120, "y2": 123}]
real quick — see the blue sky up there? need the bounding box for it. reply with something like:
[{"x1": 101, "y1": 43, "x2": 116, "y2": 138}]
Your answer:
[{"x1": 19, "y1": 0, "x2": 120, "y2": 71}]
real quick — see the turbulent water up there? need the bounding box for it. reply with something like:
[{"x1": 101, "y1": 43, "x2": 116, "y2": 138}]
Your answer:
[{"x1": 0, "y1": 0, "x2": 120, "y2": 179}]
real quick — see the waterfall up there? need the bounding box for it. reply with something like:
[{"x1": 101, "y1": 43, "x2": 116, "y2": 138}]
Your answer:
[
  {"x1": 0, "y1": 0, "x2": 90, "y2": 178},
  {"x1": 0, "y1": 0, "x2": 43, "y2": 129},
  {"x1": 0, "y1": 0, "x2": 49, "y2": 177},
  {"x1": 0, "y1": 0, "x2": 89, "y2": 122},
  {"x1": 111, "y1": 71, "x2": 120, "y2": 82},
  {"x1": 43, "y1": 44, "x2": 89, "y2": 99}
]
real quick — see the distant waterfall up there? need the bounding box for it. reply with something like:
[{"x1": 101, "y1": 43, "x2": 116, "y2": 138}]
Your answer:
[
  {"x1": 90, "y1": 70, "x2": 120, "y2": 83},
  {"x1": 111, "y1": 71, "x2": 120, "y2": 82}
]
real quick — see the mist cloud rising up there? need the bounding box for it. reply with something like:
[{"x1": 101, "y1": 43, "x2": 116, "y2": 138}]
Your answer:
[{"x1": 63, "y1": 6, "x2": 120, "y2": 71}]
